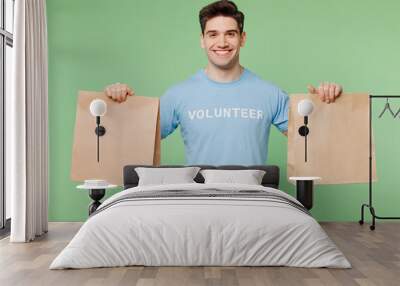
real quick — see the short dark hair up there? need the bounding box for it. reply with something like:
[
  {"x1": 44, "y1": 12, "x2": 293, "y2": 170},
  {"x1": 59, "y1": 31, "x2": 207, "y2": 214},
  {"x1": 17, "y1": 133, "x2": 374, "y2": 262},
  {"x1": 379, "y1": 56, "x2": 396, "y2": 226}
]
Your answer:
[{"x1": 199, "y1": 0, "x2": 245, "y2": 34}]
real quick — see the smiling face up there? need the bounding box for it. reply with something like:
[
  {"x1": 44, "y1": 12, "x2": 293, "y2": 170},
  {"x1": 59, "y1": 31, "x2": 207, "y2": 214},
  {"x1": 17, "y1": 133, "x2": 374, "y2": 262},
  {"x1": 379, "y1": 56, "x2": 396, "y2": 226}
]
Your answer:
[{"x1": 200, "y1": 16, "x2": 246, "y2": 70}]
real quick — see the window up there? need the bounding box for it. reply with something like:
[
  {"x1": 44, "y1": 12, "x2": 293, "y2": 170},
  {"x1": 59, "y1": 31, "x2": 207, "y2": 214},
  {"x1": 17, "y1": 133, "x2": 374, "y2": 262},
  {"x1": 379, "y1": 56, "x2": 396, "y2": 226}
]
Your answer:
[{"x1": 0, "y1": 0, "x2": 14, "y2": 235}]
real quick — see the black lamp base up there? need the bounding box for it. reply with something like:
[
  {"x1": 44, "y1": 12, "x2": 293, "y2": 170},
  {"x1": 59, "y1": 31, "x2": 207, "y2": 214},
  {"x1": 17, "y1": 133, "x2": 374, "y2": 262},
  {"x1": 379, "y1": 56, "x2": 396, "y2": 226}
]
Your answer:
[
  {"x1": 95, "y1": 126, "x2": 106, "y2": 136},
  {"x1": 298, "y1": 126, "x2": 309, "y2": 136}
]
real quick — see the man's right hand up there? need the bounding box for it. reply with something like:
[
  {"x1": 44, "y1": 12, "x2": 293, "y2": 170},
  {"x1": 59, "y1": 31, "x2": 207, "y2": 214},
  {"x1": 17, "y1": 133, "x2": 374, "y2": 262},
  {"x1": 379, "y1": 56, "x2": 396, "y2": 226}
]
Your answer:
[{"x1": 104, "y1": 83, "x2": 135, "y2": 103}]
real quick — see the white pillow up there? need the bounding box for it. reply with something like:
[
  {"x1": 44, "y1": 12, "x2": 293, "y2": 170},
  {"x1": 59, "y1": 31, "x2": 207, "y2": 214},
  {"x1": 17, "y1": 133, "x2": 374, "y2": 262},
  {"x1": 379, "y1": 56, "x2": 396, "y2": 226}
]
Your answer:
[
  {"x1": 200, "y1": 169, "x2": 266, "y2": 185},
  {"x1": 135, "y1": 167, "x2": 201, "y2": 186}
]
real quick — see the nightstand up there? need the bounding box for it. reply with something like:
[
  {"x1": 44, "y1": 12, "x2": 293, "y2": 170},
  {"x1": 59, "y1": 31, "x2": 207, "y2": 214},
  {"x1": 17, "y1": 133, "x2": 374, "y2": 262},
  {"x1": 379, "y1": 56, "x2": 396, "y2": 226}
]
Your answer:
[
  {"x1": 77, "y1": 184, "x2": 118, "y2": 215},
  {"x1": 289, "y1": 177, "x2": 321, "y2": 210}
]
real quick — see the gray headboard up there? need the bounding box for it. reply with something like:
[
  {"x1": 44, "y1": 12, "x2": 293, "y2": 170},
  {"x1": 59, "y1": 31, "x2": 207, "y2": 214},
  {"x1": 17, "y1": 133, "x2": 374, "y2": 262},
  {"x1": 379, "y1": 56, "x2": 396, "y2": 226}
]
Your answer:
[{"x1": 123, "y1": 165, "x2": 280, "y2": 189}]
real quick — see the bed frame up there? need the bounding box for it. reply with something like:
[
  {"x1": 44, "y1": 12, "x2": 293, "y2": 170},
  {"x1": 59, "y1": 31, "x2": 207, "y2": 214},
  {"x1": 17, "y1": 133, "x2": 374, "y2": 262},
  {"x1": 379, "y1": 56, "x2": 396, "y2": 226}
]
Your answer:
[{"x1": 123, "y1": 165, "x2": 280, "y2": 189}]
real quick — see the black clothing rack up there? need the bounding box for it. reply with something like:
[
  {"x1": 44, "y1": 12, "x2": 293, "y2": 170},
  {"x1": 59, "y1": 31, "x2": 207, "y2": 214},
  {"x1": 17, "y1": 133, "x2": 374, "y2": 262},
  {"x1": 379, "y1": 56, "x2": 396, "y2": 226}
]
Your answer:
[{"x1": 359, "y1": 95, "x2": 400, "y2": 230}]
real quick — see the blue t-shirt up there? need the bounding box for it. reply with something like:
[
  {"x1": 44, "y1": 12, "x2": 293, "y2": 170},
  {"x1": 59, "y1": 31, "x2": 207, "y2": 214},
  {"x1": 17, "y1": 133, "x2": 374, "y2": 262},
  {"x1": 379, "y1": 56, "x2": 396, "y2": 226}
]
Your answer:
[{"x1": 160, "y1": 68, "x2": 289, "y2": 165}]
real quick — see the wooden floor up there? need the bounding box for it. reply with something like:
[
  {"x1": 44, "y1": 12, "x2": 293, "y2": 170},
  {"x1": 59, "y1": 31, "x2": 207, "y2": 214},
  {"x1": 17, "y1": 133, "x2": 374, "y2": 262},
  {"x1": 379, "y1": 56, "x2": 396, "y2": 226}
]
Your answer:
[{"x1": 0, "y1": 222, "x2": 399, "y2": 286}]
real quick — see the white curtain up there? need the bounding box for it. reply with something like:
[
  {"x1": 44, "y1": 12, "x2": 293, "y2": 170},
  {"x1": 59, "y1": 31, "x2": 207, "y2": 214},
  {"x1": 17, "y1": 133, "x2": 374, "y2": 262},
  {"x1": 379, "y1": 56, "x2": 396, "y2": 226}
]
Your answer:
[{"x1": 8, "y1": 0, "x2": 49, "y2": 242}]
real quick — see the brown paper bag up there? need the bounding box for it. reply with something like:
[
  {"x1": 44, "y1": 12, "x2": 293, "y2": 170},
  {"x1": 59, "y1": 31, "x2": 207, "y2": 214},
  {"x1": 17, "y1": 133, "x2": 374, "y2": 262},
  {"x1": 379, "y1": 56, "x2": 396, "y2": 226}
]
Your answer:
[
  {"x1": 71, "y1": 91, "x2": 160, "y2": 185},
  {"x1": 287, "y1": 93, "x2": 377, "y2": 184}
]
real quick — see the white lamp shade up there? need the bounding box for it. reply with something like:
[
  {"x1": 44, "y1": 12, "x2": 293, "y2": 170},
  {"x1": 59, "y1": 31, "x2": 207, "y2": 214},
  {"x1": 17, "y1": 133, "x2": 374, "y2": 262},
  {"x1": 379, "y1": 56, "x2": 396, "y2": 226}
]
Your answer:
[
  {"x1": 90, "y1": 99, "x2": 107, "y2": 117},
  {"x1": 297, "y1": 99, "x2": 314, "y2": 116}
]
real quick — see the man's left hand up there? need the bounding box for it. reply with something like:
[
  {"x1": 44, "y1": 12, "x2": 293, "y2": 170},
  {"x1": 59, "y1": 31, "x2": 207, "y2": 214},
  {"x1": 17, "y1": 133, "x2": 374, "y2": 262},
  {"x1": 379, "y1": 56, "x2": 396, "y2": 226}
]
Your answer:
[{"x1": 307, "y1": 82, "x2": 343, "y2": 104}]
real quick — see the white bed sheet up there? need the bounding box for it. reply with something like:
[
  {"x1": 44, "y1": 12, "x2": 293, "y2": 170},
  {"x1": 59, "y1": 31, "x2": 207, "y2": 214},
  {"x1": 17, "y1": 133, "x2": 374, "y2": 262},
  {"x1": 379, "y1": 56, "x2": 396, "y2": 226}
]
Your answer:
[{"x1": 50, "y1": 183, "x2": 351, "y2": 269}]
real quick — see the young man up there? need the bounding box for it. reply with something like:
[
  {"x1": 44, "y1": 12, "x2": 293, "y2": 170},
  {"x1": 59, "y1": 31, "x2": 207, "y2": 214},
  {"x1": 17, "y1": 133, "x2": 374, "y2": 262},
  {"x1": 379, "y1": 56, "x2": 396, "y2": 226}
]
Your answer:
[{"x1": 104, "y1": 0, "x2": 342, "y2": 165}]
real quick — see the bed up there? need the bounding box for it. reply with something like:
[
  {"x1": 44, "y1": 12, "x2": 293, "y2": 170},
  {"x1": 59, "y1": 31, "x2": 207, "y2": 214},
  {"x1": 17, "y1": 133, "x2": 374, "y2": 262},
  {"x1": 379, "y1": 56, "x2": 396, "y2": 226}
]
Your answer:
[{"x1": 50, "y1": 165, "x2": 351, "y2": 269}]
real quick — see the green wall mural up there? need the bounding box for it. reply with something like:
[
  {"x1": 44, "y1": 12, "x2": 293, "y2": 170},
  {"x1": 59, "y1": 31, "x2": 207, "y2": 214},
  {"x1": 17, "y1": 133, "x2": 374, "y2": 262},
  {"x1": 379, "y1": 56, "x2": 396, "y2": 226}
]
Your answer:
[{"x1": 47, "y1": 0, "x2": 400, "y2": 221}]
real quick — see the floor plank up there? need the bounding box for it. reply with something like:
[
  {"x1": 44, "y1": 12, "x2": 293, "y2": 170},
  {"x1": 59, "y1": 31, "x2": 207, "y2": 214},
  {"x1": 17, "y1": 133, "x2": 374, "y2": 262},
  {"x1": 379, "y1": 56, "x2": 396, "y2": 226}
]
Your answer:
[{"x1": 0, "y1": 222, "x2": 399, "y2": 286}]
